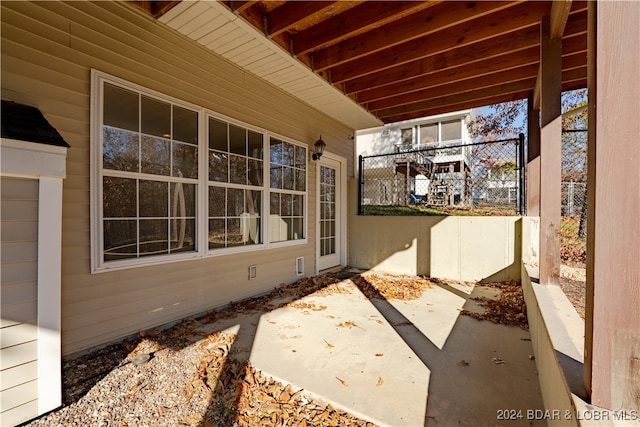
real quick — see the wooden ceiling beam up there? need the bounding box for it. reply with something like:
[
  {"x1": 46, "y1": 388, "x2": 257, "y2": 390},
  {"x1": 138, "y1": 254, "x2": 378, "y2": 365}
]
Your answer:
[
  {"x1": 376, "y1": 67, "x2": 586, "y2": 121},
  {"x1": 369, "y1": 65, "x2": 540, "y2": 112},
  {"x1": 291, "y1": 1, "x2": 439, "y2": 56},
  {"x1": 375, "y1": 79, "x2": 539, "y2": 119},
  {"x1": 551, "y1": 0, "x2": 573, "y2": 38},
  {"x1": 227, "y1": 1, "x2": 257, "y2": 14},
  {"x1": 341, "y1": 8, "x2": 586, "y2": 91},
  {"x1": 367, "y1": 53, "x2": 585, "y2": 112},
  {"x1": 312, "y1": 1, "x2": 524, "y2": 72},
  {"x1": 358, "y1": 36, "x2": 586, "y2": 105},
  {"x1": 266, "y1": 1, "x2": 339, "y2": 37},
  {"x1": 381, "y1": 91, "x2": 534, "y2": 124},
  {"x1": 327, "y1": 1, "x2": 552, "y2": 83}
]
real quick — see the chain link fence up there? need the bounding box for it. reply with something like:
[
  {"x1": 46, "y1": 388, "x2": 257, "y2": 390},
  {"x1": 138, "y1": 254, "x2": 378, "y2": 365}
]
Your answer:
[
  {"x1": 358, "y1": 136, "x2": 525, "y2": 215},
  {"x1": 561, "y1": 129, "x2": 587, "y2": 218}
]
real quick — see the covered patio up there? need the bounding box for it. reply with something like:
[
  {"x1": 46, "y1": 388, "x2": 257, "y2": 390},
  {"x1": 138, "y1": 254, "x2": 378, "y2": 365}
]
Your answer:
[{"x1": 1, "y1": 1, "x2": 638, "y2": 425}]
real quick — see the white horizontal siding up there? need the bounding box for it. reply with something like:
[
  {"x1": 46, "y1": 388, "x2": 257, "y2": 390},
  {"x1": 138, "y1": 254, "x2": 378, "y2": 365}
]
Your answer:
[{"x1": 1, "y1": 1, "x2": 351, "y2": 355}]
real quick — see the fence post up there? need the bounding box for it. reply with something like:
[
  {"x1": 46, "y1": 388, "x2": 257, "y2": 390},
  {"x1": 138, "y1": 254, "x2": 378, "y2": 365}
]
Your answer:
[
  {"x1": 358, "y1": 155, "x2": 364, "y2": 215},
  {"x1": 518, "y1": 133, "x2": 526, "y2": 215}
]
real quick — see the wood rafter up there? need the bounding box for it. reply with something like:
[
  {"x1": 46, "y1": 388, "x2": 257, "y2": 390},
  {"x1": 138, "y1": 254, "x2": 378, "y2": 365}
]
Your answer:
[{"x1": 134, "y1": 0, "x2": 588, "y2": 123}]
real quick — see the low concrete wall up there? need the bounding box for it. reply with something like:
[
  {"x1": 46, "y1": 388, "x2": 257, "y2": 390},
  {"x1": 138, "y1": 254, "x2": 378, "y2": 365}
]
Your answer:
[{"x1": 349, "y1": 181, "x2": 522, "y2": 282}]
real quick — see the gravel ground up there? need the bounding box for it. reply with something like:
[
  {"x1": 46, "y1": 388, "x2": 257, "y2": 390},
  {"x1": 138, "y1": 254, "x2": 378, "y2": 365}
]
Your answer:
[
  {"x1": 559, "y1": 263, "x2": 586, "y2": 319},
  {"x1": 25, "y1": 272, "x2": 378, "y2": 427}
]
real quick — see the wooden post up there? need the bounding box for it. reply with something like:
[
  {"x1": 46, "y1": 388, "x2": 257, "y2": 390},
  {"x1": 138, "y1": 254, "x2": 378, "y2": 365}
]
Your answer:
[
  {"x1": 539, "y1": 15, "x2": 562, "y2": 287},
  {"x1": 585, "y1": 0, "x2": 640, "y2": 411},
  {"x1": 527, "y1": 93, "x2": 541, "y2": 216}
]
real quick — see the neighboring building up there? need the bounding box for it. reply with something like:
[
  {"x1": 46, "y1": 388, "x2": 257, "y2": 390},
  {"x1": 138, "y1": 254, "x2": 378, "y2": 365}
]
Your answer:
[{"x1": 356, "y1": 110, "x2": 473, "y2": 206}]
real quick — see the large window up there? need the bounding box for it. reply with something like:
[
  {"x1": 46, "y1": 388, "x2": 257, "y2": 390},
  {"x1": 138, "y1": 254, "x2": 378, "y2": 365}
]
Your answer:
[
  {"x1": 269, "y1": 137, "x2": 306, "y2": 243},
  {"x1": 92, "y1": 72, "x2": 308, "y2": 271},
  {"x1": 100, "y1": 83, "x2": 198, "y2": 262}
]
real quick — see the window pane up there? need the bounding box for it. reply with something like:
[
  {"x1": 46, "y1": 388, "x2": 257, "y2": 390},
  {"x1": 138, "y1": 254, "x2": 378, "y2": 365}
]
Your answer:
[
  {"x1": 270, "y1": 165, "x2": 282, "y2": 189},
  {"x1": 103, "y1": 127, "x2": 139, "y2": 172},
  {"x1": 227, "y1": 188, "x2": 244, "y2": 216},
  {"x1": 173, "y1": 142, "x2": 198, "y2": 179},
  {"x1": 170, "y1": 218, "x2": 195, "y2": 253},
  {"x1": 229, "y1": 124, "x2": 246, "y2": 155},
  {"x1": 242, "y1": 216, "x2": 260, "y2": 245},
  {"x1": 139, "y1": 180, "x2": 168, "y2": 217},
  {"x1": 104, "y1": 220, "x2": 137, "y2": 260},
  {"x1": 227, "y1": 218, "x2": 243, "y2": 247},
  {"x1": 141, "y1": 136, "x2": 170, "y2": 176},
  {"x1": 104, "y1": 83, "x2": 138, "y2": 132},
  {"x1": 295, "y1": 145, "x2": 306, "y2": 169},
  {"x1": 141, "y1": 96, "x2": 171, "y2": 138},
  {"x1": 248, "y1": 131, "x2": 263, "y2": 159},
  {"x1": 295, "y1": 169, "x2": 306, "y2": 191},
  {"x1": 209, "y1": 118, "x2": 227, "y2": 151},
  {"x1": 291, "y1": 218, "x2": 303, "y2": 240},
  {"x1": 248, "y1": 159, "x2": 263, "y2": 186},
  {"x1": 281, "y1": 193, "x2": 292, "y2": 216},
  {"x1": 441, "y1": 120, "x2": 461, "y2": 141},
  {"x1": 401, "y1": 128, "x2": 413, "y2": 145},
  {"x1": 209, "y1": 219, "x2": 225, "y2": 249},
  {"x1": 282, "y1": 166, "x2": 294, "y2": 190},
  {"x1": 420, "y1": 123, "x2": 438, "y2": 144},
  {"x1": 282, "y1": 142, "x2": 295, "y2": 166},
  {"x1": 229, "y1": 154, "x2": 247, "y2": 184},
  {"x1": 209, "y1": 186, "x2": 226, "y2": 217},
  {"x1": 173, "y1": 106, "x2": 197, "y2": 145},
  {"x1": 104, "y1": 177, "x2": 137, "y2": 218},
  {"x1": 270, "y1": 138, "x2": 282, "y2": 164},
  {"x1": 270, "y1": 192, "x2": 280, "y2": 215},
  {"x1": 292, "y1": 194, "x2": 303, "y2": 216},
  {"x1": 171, "y1": 182, "x2": 196, "y2": 218},
  {"x1": 139, "y1": 219, "x2": 168, "y2": 256},
  {"x1": 246, "y1": 190, "x2": 261, "y2": 216},
  {"x1": 209, "y1": 151, "x2": 228, "y2": 182}
]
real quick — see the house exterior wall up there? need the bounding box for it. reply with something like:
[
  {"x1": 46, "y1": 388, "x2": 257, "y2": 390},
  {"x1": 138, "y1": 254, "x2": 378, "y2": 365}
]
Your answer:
[{"x1": 1, "y1": 1, "x2": 354, "y2": 355}]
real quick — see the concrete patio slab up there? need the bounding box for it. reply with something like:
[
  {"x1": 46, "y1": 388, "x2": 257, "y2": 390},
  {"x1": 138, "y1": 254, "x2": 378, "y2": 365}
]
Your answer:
[{"x1": 190, "y1": 273, "x2": 545, "y2": 426}]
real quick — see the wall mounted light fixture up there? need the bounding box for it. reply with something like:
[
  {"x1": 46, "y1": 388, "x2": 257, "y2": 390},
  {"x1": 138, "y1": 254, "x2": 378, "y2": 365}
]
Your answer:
[{"x1": 312, "y1": 136, "x2": 326, "y2": 160}]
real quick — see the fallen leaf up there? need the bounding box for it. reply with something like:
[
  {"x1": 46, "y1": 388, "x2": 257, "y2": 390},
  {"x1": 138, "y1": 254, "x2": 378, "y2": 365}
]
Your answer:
[
  {"x1": 324, "y1": 339, "x2": 334, "y2": 348},
  {"x1": 375, "y1": 353, "x2": 384, "y2": 357},
  {"x1": 491, "y1": 357, "x2": 506, "y2": 365},
  {"x1": 376, "y1": 377, "x2": 384, "y2": 386},
  {"x1": 335, "y1": 377, "x2": 348, "y2": 386},
  {"x1": 457, "y1": 360, "x2": 469, "y2": 366}
]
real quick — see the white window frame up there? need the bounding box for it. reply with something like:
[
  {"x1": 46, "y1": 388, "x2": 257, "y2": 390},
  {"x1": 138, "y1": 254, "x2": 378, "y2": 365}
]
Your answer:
[{"x1": 91, "y1": 70, "x2": 309, "y2": 273}]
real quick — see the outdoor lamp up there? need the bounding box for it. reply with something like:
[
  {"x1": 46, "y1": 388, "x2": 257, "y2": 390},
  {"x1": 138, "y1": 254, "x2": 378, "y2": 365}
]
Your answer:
[{"x1": 312, "y1": 136, "x2": 326, "y2": 160}]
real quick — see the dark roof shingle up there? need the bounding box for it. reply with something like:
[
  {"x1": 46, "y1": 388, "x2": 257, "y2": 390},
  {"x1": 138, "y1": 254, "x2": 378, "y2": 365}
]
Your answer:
[{"x1": 1, "y1": 100, "x2": 70, "y2": 148}]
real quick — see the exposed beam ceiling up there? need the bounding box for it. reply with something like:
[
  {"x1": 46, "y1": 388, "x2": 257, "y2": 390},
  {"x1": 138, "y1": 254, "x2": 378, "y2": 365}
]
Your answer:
[{"x1": 133, "y1": 0, "x2": 588, "y2": 125}]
